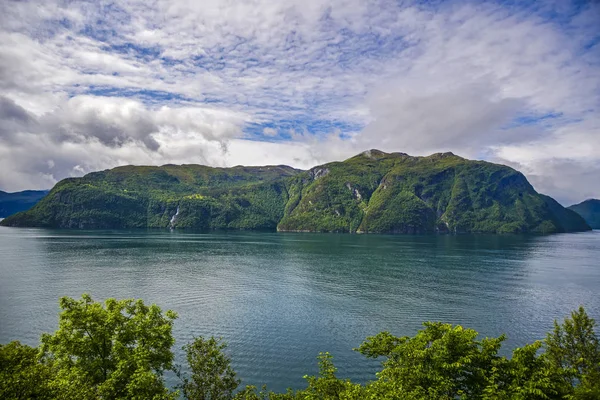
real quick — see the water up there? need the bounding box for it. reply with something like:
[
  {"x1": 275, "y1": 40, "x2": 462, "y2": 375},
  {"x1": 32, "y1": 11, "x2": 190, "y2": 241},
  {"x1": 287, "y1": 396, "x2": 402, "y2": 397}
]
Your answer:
[{"x1": 1, "y1": 227, "x2": 599, "y2": 391}]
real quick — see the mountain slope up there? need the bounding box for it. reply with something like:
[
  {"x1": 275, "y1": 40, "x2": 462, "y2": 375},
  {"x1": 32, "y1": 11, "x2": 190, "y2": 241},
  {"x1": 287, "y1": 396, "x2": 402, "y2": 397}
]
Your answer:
[
  {"x1": 1, "y1": 151, "x2": 590, "y2": 234},
  {"x1": 0, "y1": 165, "x2": 301, "y2": 229},
  {"x1": 277, "y1": 150, "x2": 590, "y2": 234},
  {"x1": 0, "y1": 190, "x2": 49, "y2": 218},
  {"x1": 568, "y1": 199, "x2": 600, "y2": 229}
]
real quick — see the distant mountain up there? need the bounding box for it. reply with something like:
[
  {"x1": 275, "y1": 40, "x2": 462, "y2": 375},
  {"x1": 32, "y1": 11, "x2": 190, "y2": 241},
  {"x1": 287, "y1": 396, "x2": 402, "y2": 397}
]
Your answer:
[
  {"x1": 0, "y1": 190, "x2": 49, "y2": 218},
  {"x1": 0, "y1": 150, "x2": 591, "y2": 234},
  {"x1": 568, "y1": 199, "x2": 600, "y2": 229}
]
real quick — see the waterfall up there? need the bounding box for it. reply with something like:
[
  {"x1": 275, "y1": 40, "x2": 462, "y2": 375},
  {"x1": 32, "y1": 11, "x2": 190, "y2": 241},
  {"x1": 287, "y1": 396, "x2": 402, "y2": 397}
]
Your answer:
[{"x1": 169, "y1": 206, "x2": 180, "y2": 229}]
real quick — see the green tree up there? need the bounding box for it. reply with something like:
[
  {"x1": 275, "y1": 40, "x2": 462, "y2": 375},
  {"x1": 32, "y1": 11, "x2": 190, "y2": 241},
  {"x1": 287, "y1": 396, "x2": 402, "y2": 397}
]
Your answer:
[
  {"x1": 179, "y1": 336, "x2": 240, "y2": 400},
  {"x1": 40, "y1": 294, "x2": 178, "y2": 399},
  {"x1": 233, "y1": 385, "x2": 296, "y2": 400},
  {"x1": 356, "y1": 323, "x2": 505, "y2": 399},
  {"x1": 301, "y1": 352, "x2": 354, "y2": 400},
  {"x1": 482, "y1": 341, "x2": 562, "y2": 400},
  {"x1": 545, "y1": 306, "x2": 600, "y2": 399},
  {"x1": 3, "y1": 297, "x2": 599, "y2": 400},
  {"x1": 0, "y1": 341, "x2": 55, "y2": 399}
]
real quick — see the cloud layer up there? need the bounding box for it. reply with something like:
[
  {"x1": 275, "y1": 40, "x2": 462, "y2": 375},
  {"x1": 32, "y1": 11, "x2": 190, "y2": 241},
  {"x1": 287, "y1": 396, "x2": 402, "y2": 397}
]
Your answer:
[{"x1": 0, "y1": 0, "x2": 598, "y2": 205}]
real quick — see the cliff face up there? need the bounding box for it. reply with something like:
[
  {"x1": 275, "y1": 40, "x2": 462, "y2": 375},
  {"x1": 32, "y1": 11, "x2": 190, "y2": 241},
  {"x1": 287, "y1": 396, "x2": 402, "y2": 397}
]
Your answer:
[
  {"x1": 568, "y1": 199, "x2": 600, "y2": 229},
  {"x1": 1, "y1": 151, "x2": 591, "y2": 234}
]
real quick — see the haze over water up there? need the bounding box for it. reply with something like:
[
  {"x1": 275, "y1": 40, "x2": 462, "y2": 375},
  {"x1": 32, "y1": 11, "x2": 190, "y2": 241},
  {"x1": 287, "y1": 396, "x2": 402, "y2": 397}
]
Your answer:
[{"x1": 1, "y1": 227, "x2": 599, "y2": 391}]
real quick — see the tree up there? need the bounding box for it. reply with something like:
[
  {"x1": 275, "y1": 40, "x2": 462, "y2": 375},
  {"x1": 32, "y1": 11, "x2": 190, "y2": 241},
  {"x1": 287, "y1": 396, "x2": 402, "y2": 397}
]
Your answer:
[
  {"x1": 40, "y1": 294, "x2": 178, "y2": 399},
  {"x1": 179, "y1": 336, "x2": 240, "y2": 400},
  {"x1": 356, "y1": 323, "x2": 506, "y2": 399},
  {"x1": 482, "y1": 341, "x2": 563, "y2": 400},
  {"x1": 3, "y1": 296, "x2": 599, "y2": 400},
  {"x1": 301, "y1": 352, "x2": 354, "y2": 399},
  {"x1": 0, "y1": 341, "x2": 55, "y2": 399},
  {"x1": 233, "y1": 385, "x2": 296, "y2": 400},
  {"x1": 545, "y1": 306, "x2": 600, "y2": 399}
]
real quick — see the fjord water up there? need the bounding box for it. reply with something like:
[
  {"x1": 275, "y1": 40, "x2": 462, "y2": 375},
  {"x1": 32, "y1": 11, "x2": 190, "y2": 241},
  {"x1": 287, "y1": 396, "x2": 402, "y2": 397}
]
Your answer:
[{"x1": 0, "y1": 227, "x2": 599, "y2": 391}]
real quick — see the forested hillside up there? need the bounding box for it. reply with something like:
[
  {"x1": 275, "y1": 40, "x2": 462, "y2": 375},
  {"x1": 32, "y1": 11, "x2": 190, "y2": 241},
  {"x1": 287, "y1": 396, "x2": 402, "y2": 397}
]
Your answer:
[{"x1": 1, "y1": 150, "x2": 590, "y2": 234}]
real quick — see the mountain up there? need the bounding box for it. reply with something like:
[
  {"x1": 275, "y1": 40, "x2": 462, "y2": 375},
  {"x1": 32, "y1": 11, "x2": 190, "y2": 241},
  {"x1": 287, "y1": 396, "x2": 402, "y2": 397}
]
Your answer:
[
  {"x1": 0, "y1": 150, "x2": 591, "y2": 234},
  {"x1": 0, "y1": 190, "x2": 49, "y2": 218},
  {"x1": 278, "y1": 150, "x2": 589, "y2": 234},
  {"x1": 0, "y1": 164, "x2": 301, "y2": 230},
  {"x1": 568, "y1": 199, "x2": 600, "y2": 229}
]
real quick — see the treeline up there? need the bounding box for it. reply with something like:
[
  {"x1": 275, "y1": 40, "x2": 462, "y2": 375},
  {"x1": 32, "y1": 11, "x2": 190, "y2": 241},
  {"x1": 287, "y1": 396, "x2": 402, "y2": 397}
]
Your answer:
[{"x1": 1, "y1": 295, "x2": 599, "y2": 399}]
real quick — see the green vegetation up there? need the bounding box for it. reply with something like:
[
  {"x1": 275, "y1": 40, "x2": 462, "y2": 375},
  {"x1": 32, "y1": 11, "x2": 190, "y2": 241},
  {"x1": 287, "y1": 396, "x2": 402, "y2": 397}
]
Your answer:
[
  {"x1": 45, "y1": 294, "x2": 177, "y2": 399},
  {"x1": 0, "y1": 165, "x2": 299, "y2": 230},
  {"x1": 1, "y1": 295, "x2": 599, "y2": 399},
  {"x1": 0, "y1": 150, "x2": 590, "y2": 233},
  {"x1": 568, "y1": 199, "x2": 600, "y2": 229},
  {"x1": 0, "y1": 190, "x2": 48, "y2": 218},
  {"x1": 177, "y1": 337, "x2": 240, "y2": 400},
  {"x1": 279, "y1": 150, "x2": 590, "y2": 234}
]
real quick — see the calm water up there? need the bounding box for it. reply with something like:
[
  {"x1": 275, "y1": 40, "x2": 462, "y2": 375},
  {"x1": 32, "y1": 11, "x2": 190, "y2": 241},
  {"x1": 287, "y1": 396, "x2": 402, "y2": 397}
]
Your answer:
[{"x1": 1, "y1": 227, "x2": 599, "y2": 391}]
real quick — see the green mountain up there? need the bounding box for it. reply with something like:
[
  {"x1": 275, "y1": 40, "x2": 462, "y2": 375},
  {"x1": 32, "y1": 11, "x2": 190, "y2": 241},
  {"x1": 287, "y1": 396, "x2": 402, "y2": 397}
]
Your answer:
[
  {"x1": 568, "y1": 199, "x2": 600, "y2": 229},
  {"x1": 278, "y1": 150, "x2": 589, "y2": 233},
  {"x1": 0, "y1": 190, "x2": 49, "y2": 218},
  {"x1": 0, "y1": 165, "x2": 300, "y2": 229},
  {"x1": 0, "y1": 150, "x2": 591, "y2": 233}
]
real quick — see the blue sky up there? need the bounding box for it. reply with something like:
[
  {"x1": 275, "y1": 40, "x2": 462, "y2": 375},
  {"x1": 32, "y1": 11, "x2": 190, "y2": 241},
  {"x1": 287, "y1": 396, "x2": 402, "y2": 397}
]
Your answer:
[{"x1": 0, "y1": 0, "x2": 598, "y2": 204}]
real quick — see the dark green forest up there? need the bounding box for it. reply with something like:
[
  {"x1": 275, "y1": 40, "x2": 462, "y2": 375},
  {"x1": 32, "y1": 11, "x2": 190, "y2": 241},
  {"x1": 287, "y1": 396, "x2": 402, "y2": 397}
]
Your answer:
[
  {"x1": 1, "y1": 294, "x2": 599, "y2": 399},
  {"x1": 0, "y1": 150, "x2": 591, "y2": 234}
]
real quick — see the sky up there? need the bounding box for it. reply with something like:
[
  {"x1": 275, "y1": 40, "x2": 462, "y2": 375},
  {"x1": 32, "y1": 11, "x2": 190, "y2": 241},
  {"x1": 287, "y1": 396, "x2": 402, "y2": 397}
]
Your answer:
[{"x1": 0, "y1": 0, "x2": 598, "y2": 205}]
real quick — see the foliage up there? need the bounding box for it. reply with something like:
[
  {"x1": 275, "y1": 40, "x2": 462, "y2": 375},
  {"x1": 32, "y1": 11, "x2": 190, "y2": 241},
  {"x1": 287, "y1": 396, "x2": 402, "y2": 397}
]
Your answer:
[
  {"x1": 179, "y1": 336, "x2": 240, "y2": 400},
  {"x1": 355, "y1": 323, "x2": 506, "y2": 399},
  {"x1": 234, "y1": 307, "x2": 600, "y2": 400},
  {"x1": 40, "y1": 294, "x2": 178, "y2": 399},
  {"x1": 0, "y1": 150, "x2": 590, "y2": 234},
  {"x1": 545, "y1": 306, "x2": 600, "y2": 399},
  {"x1": 300, "y1": 352, "x2": 353, "y2": 399},
  {"x1": 1, "y1": 296, "x2": 599, "y2": 399},
  {"x1": 0, "y1": 341, "x2": 55, "y2": 399}
]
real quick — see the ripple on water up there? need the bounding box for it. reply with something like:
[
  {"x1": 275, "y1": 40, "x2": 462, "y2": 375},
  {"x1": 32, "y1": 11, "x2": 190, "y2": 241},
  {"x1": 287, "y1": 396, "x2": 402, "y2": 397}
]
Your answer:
[{"x1": 1, "y1": 228, "x2": 599, "y2": 391}]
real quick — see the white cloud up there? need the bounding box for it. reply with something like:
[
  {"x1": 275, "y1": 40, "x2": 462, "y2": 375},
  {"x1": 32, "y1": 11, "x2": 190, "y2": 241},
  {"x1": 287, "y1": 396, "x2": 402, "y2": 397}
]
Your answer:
[
  {"x1": 0, "y1": 0, "x2": 598, "y2": 205},
  {"x1": 263, "y1": 127, "x2": 278, "y2": 136},
  {"x1": 492, "y1": 117, "x2": 600, "y2": 204}
]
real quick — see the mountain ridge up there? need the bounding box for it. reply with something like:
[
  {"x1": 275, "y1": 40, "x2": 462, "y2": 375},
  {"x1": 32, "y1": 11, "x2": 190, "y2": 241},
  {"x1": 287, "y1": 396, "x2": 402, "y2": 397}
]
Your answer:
[
  {"x1": 568, "y1": 199, "x2": 600, "y2": 229},
  {"x1": 1, "y1": 150, "x2": 590, "y2": 234},
  {"x1": 0, "y1": 190, "x2": 49, "y2": 218}
]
